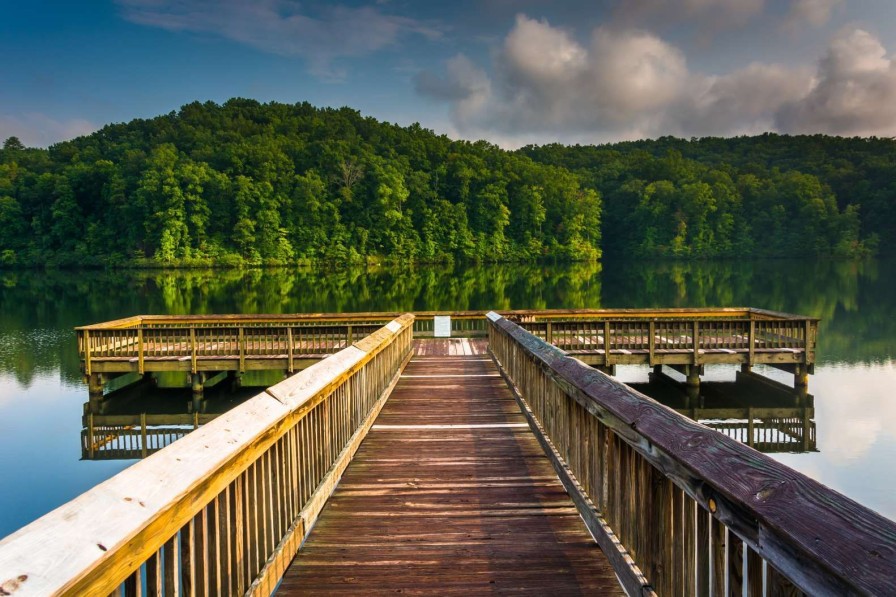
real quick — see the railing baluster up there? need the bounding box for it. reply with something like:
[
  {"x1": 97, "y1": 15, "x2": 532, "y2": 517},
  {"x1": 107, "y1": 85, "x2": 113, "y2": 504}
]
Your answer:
[
  {"x1": 728, "y1": 533, "x2": 745, "y2": 596},
  {"x1": 711, "y1": 518, "x2": 727, "y2": 596},
  {"x1": 146, "y1": 550, "x2": 162, "y2": 596},
  {"x1": 697, "y1": 506, "x2": 711, "y2": 595},
  {"x1": 747, "y1": 546, "x2": 763, "y2": 597},
  {"x1": 163, "y1": 533, "x2": 179, "y2": 596}
]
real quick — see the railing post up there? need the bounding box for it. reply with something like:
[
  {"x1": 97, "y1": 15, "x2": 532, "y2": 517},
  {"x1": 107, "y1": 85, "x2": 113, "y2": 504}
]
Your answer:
[
  {"x1": 239, "y1": 327, "x2": 246, "y2": 373},
  {"x1": 83, "y1": 330, "x2": 92, "y2": 376},
  {"x1": 805, "y1": 319, "x2": 814, "y2": 364},
  {"x1": 190, "y1": 326, "x2": 197, "y2": 374},
  {"x1": 748, "y1": 319, "x2": 755, "y2": 365},
  {"x1": 693, "y1": 320, "x2": 700, "y2": 365},
  {"x1": 648, "y1": 320, "x2": 656, "y2": 366},
  {"x1": 603, "y1": 320, "x2": 612, "y2": 367},
  {"x1": 137, "y1": 328, "x2": 144, "y2": 375},
  {"x1": 287, "y1": 327, "x2": 294, "y2": 373}
]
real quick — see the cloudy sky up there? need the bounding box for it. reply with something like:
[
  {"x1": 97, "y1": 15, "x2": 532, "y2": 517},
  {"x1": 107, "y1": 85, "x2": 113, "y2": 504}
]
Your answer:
[{"x1": 2, "y1": 0, "x2": 896, "y2": 147}]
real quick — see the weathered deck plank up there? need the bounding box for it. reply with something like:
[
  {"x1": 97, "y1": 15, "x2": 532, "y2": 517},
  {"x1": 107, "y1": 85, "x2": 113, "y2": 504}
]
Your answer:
[{"x1": 277, "y1": 348, "x2": 623, "y2": 594}]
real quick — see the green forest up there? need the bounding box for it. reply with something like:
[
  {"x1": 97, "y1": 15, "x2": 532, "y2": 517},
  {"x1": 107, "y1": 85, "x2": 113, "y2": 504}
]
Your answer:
[{"x1": 0, "y1": 99, "x2": 890, "y2": 267}]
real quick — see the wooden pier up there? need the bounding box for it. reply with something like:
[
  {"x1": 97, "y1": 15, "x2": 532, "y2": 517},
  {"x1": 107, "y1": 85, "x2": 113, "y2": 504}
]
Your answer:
[
  {"x1": 76, "y1": 308, "x2": 818, "y2": 411},
  {"x1": 279, "y1": 343, "x2": 622, "y2": 593},
  {"x1": 2, "y1": 310, "x2": 894, "y2": 595}
]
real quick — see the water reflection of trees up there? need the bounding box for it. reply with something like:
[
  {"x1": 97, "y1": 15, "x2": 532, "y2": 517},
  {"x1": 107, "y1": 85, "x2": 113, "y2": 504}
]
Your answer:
[
  {"x1": 602, "y1": 258, "x2": 894, "y2": 363},
  {"x1": 0, "y1": 262, "x2": 604, "y2": 384},
  {"x1": 0, "y1": 258, "x2": 891, "y2": 386}
]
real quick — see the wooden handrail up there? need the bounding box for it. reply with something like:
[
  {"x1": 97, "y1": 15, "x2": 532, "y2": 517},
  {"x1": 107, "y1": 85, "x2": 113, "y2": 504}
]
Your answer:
[
  {"x1": 487, "y1": 312, "x2": 895, "y2": 595},
  {"x1": 75, "y1": 307, "x2": 817, "y2": 331},
  {"x1": 0, "y1": 314, "x2": 415, "y2": 596},
  {"x1": 76, "y1": 310, "x2": 818, "y2": 380},
  {"x1": 75, "y1": 315, "x2": 145, "y2": 331}
]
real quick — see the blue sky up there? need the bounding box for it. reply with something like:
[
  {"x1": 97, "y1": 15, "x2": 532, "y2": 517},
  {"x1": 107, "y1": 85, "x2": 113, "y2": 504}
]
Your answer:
[{"x1": 2, "y1": 0, "x2": 896, "y2": 147}]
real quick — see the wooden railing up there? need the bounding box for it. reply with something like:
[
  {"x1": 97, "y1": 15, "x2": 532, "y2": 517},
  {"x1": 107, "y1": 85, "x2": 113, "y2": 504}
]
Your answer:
[
  {"x1": 82, "y1": 412, "x2": 218, "y2": 460},
  {"x1": 487, "y1": 312, "x2": 895, "y2": 596},
  {"x1": 77, "y1": 308, "x2": 817, "y2": 375},
  {"x1": 672, "y1": 406, "x2": 815, "y2": 454},
  {"x1": 703, "y1": 416, "x2": 815, "y2": 453},
  {"x1": 0, "y1": 314, "x2": 415, "y2": 596},
  {"x1": 523, "y1": 317, "x2": 814, "y2": 362},
  {"x1": 83, "y1": 424, "x2": 190, "y2": 460},
  {"x1": 78, "y1": 322, "x2": 386, "y2": 375}
]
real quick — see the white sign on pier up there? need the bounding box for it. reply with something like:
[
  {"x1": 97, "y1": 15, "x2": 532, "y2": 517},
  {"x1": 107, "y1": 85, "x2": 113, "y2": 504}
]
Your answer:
[{"x1": 433, "y1": 316, "x2": 452, "y2": 337}]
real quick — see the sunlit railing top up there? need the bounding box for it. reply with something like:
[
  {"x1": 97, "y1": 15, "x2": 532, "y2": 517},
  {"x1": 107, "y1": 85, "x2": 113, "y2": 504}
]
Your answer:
[{"x1": 0, "y1": 314, "x2": 414, "y2": 596}]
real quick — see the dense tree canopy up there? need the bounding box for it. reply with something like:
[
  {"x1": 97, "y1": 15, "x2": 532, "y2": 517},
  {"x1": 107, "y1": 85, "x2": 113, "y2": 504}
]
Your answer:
[
  {"x1": 520, "y1": 138, "x2": 882, "y2": 258},
  {"x1": 0, "y1": 100, "x2": 887, "y2": 267}
]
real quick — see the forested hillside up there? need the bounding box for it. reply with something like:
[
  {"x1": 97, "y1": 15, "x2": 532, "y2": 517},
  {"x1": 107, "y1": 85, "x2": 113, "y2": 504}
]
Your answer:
[
  {"x1": 520, "y1": 137, "x2": 887, "y2": 258},
  {"x1": 0, "y1": 100, "x2": 599, "y2": 267},
  {"x1": 0, "y1": 99, "x2": 888, "y2": 267}
]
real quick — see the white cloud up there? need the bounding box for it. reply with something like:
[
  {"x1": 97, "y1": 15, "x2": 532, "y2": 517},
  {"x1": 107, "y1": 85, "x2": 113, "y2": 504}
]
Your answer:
[
  {"x1": 417, "y1": 16, "x2": 896, "y2": 145},
  {"x1": 417, "y1": 16, "x2": 692, "y2": 141},
  {"x1": 677, "y1": 63, "x2": 814, "y2": 136},
  {"x1": 776, "y1": 28, "x2": 896, "y2": 137},
  {"x1": 116, "y1": 0, "x2": 440, "y2": 77},
  {"x1": 415, "y1": 55, "x2": 492, "y2": 126},
  {"x1": 501, "y1": 15, "x2": 587, "y2": 85},
  {"x1": 581, "y1": 27, "x2": 689, "y2": 123},
  {"x1": 0, "y1": 113, "x2": 97, "y2": 148},
  {"x1": 811, "y1": 363, "x2": 896, "y2": 464}
]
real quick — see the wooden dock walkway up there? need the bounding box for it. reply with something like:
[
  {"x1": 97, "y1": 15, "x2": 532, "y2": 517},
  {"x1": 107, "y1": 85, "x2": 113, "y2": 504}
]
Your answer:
[
  {"x1": 278, "y1": 340, "x2": 624, "y2": 594},
  {"x1": 4, "y1": 313, "x2": 896, "y2": 596}
]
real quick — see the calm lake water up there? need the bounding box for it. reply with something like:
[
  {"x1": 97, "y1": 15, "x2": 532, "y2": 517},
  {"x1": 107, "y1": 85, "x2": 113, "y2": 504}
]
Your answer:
[{"x1": 1, "y1": 259, "x2": 894, "y2": 539}]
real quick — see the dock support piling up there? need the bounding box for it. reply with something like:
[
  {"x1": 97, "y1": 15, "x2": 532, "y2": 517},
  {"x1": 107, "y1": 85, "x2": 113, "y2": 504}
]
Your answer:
[
  {"x1": 794, "y1": 385, "x2": 810, "y2": 406},
  {"x1": 87, "y1": 373, "x2": 105, "y2": 397},
  {"x1": 87, "y1": 374, "x2": 108, "y2": 414},
  {"x1": 685, "y1": 384, "x2": 700, "y2": 407},
  {"x1": 794, "y1": 364, "x2": 809, "y2": 388},
  {"x1": 191, "y1": 372, "x2": 206, "y2": 396},
  {"x1": 190, "y1": 373, "x2": 206, "y2": 413},
  {"x1": 228, "y1": 370, "x2": 243, "y2": 391}
]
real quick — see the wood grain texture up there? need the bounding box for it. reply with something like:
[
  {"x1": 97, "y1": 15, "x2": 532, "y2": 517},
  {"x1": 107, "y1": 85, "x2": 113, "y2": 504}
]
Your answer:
[
  {"x1": 0, "y1": 316, "x2": 415, "y2": 596},
  {"x1": 492, "y1": 349, "x2": 654, "y2": 597},
  {"x1": 278, "y1": 353, "x2": 623, "y2": 595},
  {"x1": 487, "y1": 313, "x2": 896, "y2": 595}
]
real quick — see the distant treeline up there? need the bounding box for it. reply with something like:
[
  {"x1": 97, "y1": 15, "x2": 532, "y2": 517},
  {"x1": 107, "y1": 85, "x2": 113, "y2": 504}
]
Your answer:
[
  {"x1": 521, "y1": 135, "x2": 893, "y2": 259},
  {"x1": 0, "y1": 99, "x2": 887, "y2": 266}
]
